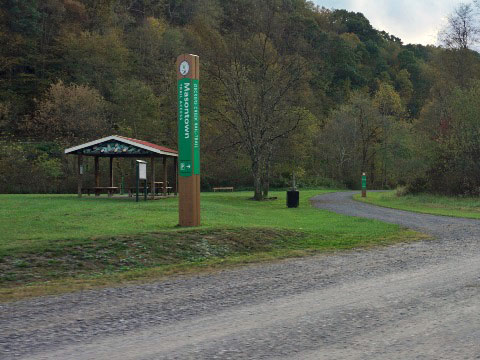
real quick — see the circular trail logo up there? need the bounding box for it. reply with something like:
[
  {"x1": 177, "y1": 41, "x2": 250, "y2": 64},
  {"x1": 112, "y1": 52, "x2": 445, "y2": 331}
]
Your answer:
[{"x1": 179, "y1": 61, "x2": 190, "y2": 76}]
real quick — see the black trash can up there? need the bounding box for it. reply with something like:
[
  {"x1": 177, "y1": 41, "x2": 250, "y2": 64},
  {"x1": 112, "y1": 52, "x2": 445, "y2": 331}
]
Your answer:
[{"x1": 287, "y1": 190, "x2": 299, "y2": 208}]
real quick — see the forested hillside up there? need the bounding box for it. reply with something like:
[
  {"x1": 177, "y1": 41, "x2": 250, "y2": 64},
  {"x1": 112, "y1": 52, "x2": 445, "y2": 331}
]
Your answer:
[{"x1": 1, "y1": 0, "x2": 480, "y2": 197}]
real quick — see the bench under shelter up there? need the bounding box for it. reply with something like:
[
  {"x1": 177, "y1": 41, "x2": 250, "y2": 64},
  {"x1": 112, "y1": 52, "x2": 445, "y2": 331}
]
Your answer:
[{"x1": 65, "y1": 135, "x2": 178, "y2": 199}]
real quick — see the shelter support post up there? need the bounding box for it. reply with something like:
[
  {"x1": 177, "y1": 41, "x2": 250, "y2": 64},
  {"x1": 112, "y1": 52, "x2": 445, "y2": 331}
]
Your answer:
[
  {"x1": 109, "y1": 157, "x2": 114, "y2": 187},
  {"x1": 94, "y1": 156, "x2": 100, "y2": 194},
  {"x1": 174, "y1": 157, "x2": 178, "y2": 196},
  {"x1": 151, "y1": 155, "x2": 156, "y2": 200},
  {"x1": 77, "y1": 154, "x2": 83, "y2": 197},
  {"x1": 136, "y1": 161, "x2": 139, "y2": 203},
  {"x1": 163, "y1": 156, "x2": 168, "y2": 196}
]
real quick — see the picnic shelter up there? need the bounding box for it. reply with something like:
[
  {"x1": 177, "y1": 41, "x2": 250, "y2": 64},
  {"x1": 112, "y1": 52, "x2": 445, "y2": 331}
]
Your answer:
[{"x1": 65, "y1": 135, "x2": 178, "y2": 198}]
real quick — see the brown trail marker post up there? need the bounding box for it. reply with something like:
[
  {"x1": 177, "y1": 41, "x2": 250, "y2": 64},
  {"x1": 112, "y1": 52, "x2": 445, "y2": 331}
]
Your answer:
[
  {"x1": 362, "y1": 172, "x2": 367, "y2": 198},
  {"x1": 177, "y1": 54, "x2": 201, "y2": 226}
]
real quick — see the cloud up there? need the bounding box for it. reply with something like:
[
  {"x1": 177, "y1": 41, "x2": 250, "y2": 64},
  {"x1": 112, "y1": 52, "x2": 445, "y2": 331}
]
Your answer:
[{"x1": 314, "y1": 0, "x2": 462, "y2": 45}]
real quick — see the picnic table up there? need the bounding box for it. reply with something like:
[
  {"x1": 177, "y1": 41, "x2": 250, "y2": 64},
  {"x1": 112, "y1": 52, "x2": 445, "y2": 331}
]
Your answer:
[
  {"x1": 127, "y1": 183, "x2": 173, "y2": 197},
  {"x1": 83, "y1": 187, "x2": 119, "y2": 197},
  {"x1": 213, "y1": 187, "x2": 234, "y2": 192}
]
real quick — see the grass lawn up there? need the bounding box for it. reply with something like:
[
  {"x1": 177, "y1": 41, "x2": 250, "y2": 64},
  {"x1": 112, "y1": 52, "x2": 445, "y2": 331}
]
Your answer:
[
  {"x1": 0, "y1": 190, "x2": 422, "y2": 301},
  {"x1": 354, "y1": 191, "x2": 480, "y2": 219}
]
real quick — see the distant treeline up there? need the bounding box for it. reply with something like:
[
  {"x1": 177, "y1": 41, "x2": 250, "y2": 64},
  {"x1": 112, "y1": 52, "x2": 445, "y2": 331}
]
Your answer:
[{"x1": 1, "y1": 0, "x2": 480, "y2": 197}]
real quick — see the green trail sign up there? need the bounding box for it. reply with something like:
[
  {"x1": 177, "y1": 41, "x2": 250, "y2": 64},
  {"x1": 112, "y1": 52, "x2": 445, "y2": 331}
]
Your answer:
[
  {"x1": 361, "y1": 172, "x2": 367, "y2": 198},
  {"x1": 178, "y1": 78, "x2": 200, "y2": 177}
]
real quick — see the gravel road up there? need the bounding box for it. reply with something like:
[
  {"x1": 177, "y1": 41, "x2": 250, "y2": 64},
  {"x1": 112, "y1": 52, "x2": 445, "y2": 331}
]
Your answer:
[{"x1": 1, "y1": 191, "x2": 479, "y2": 359}]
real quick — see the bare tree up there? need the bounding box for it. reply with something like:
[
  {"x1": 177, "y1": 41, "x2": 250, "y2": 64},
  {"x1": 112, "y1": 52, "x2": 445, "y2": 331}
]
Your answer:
[
  {"x1": 439, "y1": 3, "x2": 479, "y2": 50},
  {"x1": 190, "y1": 3, "x2": 308, "y2": 200},
  {"x1": 319, "y1": 92, "x2": 382, "y2": 187}
]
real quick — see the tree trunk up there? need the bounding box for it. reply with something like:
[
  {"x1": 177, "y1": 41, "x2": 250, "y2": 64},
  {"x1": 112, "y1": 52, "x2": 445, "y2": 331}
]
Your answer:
[
  {"x1": 262, "y1": 159, "x2": 270, "y2": 199},
  {"x1": 252, "y1": 160, "x2": 263, "y2": 201},
  {"x1": 382, "y1": 116, "x2": 388, "y2": 189},
  {"x1": 262, "y1": 178, "x2": 269, "y2": 199},
  {"x1": 370, "y1": 161, "x2": 375, "y2": 187},
  {"x1": 253, "y1": 175, "x2": 263, "y2": 200}
]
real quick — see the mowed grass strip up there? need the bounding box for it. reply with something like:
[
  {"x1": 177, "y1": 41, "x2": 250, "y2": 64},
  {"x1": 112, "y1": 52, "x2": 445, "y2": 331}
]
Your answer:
[
  {"x1": 354, "y1": 191, "x2": 480, "y2": 219},
  {"x1": 0, "y1": 228, "x2": 305, "y2": 285},
  {"x1": 0, "y1": 190, "x2": 422, "y2": 301}
]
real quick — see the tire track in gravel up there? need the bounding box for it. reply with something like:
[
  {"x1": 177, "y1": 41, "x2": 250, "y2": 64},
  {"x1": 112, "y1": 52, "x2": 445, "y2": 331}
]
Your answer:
[{"x1": 1, "y1": 191, "x2": 479, "y2": 359}]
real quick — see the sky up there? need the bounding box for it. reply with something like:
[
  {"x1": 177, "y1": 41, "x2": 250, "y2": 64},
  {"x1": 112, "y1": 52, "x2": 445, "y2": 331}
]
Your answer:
[{"x1": 313, "y1": 0, "x2": 466, "y2": 45}]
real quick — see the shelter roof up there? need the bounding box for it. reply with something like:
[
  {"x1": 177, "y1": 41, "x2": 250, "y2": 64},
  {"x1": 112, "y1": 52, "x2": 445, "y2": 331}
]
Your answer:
[{"x1": 64, "y1": 135, "x2": 178, "y2": 157}]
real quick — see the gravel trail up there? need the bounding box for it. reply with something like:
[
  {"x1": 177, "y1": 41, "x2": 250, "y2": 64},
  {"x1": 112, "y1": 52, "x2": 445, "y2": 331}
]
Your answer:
[{"x1": 1, "y1": 191, "x2": 479, "y2": 359}]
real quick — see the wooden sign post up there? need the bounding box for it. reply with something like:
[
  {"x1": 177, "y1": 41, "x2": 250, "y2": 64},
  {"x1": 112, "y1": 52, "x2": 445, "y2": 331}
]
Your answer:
[
  {"x1": 177, "y1": 54, "x2": 201, "y2": 226},
  {"x1": 362, "y1": 172, "x2": 367, "y2": 198}
]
